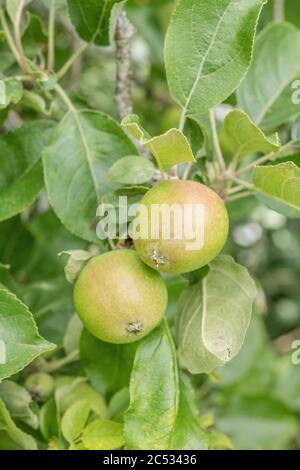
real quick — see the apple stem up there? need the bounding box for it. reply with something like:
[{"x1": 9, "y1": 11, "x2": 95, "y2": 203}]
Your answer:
[{"x1": 209, "y1": 108, "x2": 226, "y2": 173}]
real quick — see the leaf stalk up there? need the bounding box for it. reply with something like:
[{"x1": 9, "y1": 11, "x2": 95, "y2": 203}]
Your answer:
[
  {"x1": 209, "y1": 108, "x2": 226, "y2": 173},
  {"x1": 14, "y1": 0, "x2": 28, "y2": 72},
  {"x1": 0, "y1": 7, "x2": 22, "y2": 69},
  {"x1": 47, "y1": 0, "x2": 56, "y2": 72}
]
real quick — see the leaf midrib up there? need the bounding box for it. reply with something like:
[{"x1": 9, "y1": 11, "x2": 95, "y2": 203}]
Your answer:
[
  {"x1": 69, "y1": 110, "x2": 100, "y2": 203},
  {"x1": 253, "y1": 26, "x2": 300, "y2": 125},
  {"x1": 74, "y1": 0, "x2": 112, "y2": 41},
  {"x1": 225, "y1": 111, "x2": 278, "y2": 160},
  {"x1": 200, "y1": 264, "x2": 254, "y2": 360},
  {"x1": 255, "y1": 71, "x2": 300, "y2": 126},
  {"x1": 181, "y1": 0, "x2": 232, "y2": 117}
]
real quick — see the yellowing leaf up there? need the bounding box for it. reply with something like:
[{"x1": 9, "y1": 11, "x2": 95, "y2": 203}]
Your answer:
[
  {"x1": 220, "y1": 109, "x2": 280, "y2": 161},
  {"x1": 61, "y1": 400, "x2": 90, "y2": 444},
  {"x1": 82, "y1": 419, "x2": 124, "y2": 450},
  {"x1": 122, "y1": 114, "x2": 195, "y2": 170},
  {"x1": 253, "y1": 162, "x2": 300, "y2": 217}
]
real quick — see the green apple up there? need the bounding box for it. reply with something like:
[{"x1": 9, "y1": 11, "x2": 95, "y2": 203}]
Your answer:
[
  {"x1": 73, "y1": 250, "x2": 167, "y2": 344},
  {"x1": 133, "y1": 180, "x2": 229, "y2": 274}
]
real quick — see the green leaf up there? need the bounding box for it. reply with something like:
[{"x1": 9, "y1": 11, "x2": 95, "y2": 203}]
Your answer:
[
  {"x1": 0, "y1": 80, "x2": 6, "y2": 106},
  {"x1": 47, "y1": 436, "x2": 66, "y2": 450},
  {"x1": 80, "y1": 329, "x2": 136, "y2": 397},
  {"x1": 194, "y1": 113, "x2": 215, "y2": 153},
  {"x1": 165, "y1": 0, "x2": 266, "y2": 117},
  {"x1": 0, "y1": 30, "x2": 16, "y2": 73},
  {"x1": 37, "y1": 73, "x2": 57, "y2": 93},
  {"x1": 220, "y1": 109, "x2": 280, "y2": 161},
  {"x1": 274, "y1": 355, "x2": 300, "y2": 413},
  {"x1": 183, "y1": 117, "x2": 205, "y2": 156},
  {"x1": 4, "y1": 79, "x2": 23, "y2": 106},
  {"x1": 21, "y1": 90, "x2": 52, "y2": 115},
  {"x1": 0, "y1": 286, "x2": 55, "y2": 381},
  {"x1": 252, "y1": 162, "x2": 300, "y2": 217},
  {"x1": 0, "y1": 219, "x2": 34, "y2": 289},
  {"x1": 40, "y1": 0, "x2": 66, "y2": 11},
  {"x1": 122, "y1": 114, "x2": 195, "y2": 170},
  {"x1": 69, "y1": 441, "x2": 88, "y2": 450},
  {"x1": 43, "y1": 110, "x2": 137, "y2": 243},
  {"x1": 22, "y1": 13, "x2": 48, "y2": 57},
  {"x1": 108, "y1": 387, "x2": 129, "y2": 422},
  {"x1": 23, "y1": 276, "x2": 75, "y2": 346},
  {"x1": 108, "y1": 156, "x2": 155, "y2": 185},
  {"x1": 217, "y1": 314, "x2": 270, "y2": 388},
  {"x1": 67, "y1": 0, "x2": 126, "y2": 46},
  {"x1": 0, "y1": 121, "x2": 54, "y2": 222},
  {"x1": 21, "y1": 208, "x2": 88, "y2": 284},
  {"x1": 0, "y1": 399, "x2": 37, "y2": 450},
  {"x1": 170, "y1": 374, "x2": 209, "y2": 450},
  {"x1": 40, "y1": 399, "x2": 59, "y2": 441},
  {"x1": 237, "y1": 23, "x2": 300, "y2": 130},
  {"x1": 216, "y1": 395, "x2": 298, "y2": 450},
  {"x1": 124, "y1": 322, "x2": 208, "y2": 450},
  {"x1": 61, "y1": 400, "x2": 90, "y2": 444},
  {"x1": 208, "y1": 431, "x2": 234, "y2": 450},
  {"x1": 63, "y1": 314, "x2": 83, "y2": 355},
  {"x1": 82, "y1": 419, "x2": 124, "y2": 450},
  {"x1": 182, "y1": 266, "x2": 210, "y2": 286},
  {"x1": 6, "y1": 0, "x2": 32, "y2": 25},
  {"x1": 291, "y1": 116, "x2": 300, "y2": 144},
  {"x1": 98, "y1": 186, "x2": 146, "y2": 231},
  {"x1": 176, "y1": 256, "x2": 257, "y2": 374},
  {"x1": 0, "y1": 381, "x2": 38, "y2": 429},
  {"x1": 55, "y1": 379, "x2": 106, "y2": 419}
]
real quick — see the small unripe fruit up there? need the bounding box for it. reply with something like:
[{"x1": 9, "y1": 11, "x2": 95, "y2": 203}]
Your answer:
[
  {"x1": 133, "y1": 180, "x2": 229, "y2": 274},
  {"x1": 25, "y1": 372, "x2": 55, "y2": 402},
  {"x1": 73, "y1": 250, "x2": 167, "y2": 344}
]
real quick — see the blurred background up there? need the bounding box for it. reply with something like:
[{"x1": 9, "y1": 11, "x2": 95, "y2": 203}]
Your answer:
[{"x1": 0, "y1": 0, "x2": 299, "y2": 450}]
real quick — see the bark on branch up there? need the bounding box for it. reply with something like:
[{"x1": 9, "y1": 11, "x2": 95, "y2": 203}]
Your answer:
[{"x1": 115, "y1": 12, "x2": 136, "y2": 121}]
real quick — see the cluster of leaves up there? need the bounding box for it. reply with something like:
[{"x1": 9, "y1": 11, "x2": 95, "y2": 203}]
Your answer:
[{"x1": 0, "y1": 0, "x2": 299, "y2": 450}]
